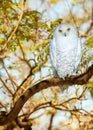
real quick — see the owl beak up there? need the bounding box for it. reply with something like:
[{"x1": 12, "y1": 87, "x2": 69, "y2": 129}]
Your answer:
[{"x1": 64, "y1": 33, "x2": 67, "y2": 37}]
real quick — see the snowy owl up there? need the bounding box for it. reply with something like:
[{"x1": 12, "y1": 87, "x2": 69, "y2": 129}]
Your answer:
[{"x1": 50, "y1": 23, "x2": 82, "y2": 80}]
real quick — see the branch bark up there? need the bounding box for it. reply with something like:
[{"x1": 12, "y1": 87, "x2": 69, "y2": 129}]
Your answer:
[{"x1": 0, "y1": 64, "x2": 93, "y2": 125}]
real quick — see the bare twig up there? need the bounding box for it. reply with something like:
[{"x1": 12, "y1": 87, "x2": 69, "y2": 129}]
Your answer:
[
  {"x1": 48, "y1": 112, "x2": 55, "y2": 130},
  {"x1": 0, "y1": 77, "x2": 13, "y2": 96},
  {"x1": 0, "y1": 64, "x2": 93, "y2": 125}
]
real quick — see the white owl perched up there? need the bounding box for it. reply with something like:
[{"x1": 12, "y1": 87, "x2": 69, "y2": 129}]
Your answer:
[{"x1": 50, "y1": 23, "x2": 82, "y2": 80}]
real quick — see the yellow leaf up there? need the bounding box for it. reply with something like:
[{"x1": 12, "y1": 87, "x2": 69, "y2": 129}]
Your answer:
[
  {"x1": 86, "y1": 35, "x2": 93, "y2": 48},
  {"x1": 51, "y1": 0, "x2": 58, "y2": 3},
  {"x1": 87, "y1": 82, "x2": 93, "y2": 88},
  {"x1": 0, "y1": 38, "x2": 5, "y2": 44}
]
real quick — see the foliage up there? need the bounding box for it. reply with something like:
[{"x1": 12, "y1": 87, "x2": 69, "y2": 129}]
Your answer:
[{"x1": 86, "y1": 35, "x2": 93, "y2": 48}]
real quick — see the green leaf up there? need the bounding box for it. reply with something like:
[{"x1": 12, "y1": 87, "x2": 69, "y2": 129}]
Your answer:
[
  {"x1": 87, "y1": 82, "x2": 93, "y2": 97},
  {"x1": 86, "y1": 35, "x2": 93, "y2": 48}
]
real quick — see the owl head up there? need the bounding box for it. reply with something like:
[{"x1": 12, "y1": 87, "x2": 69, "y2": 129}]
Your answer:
[{"x1": 54, "y1": 23, "x2": 78, "y2": 38}]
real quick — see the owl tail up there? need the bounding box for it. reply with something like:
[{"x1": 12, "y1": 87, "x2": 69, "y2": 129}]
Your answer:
[{"x1": 52, "y1": 68, "x2": 69, "y2": 91}]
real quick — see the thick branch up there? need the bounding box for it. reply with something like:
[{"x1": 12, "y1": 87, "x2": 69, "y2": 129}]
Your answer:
[{"x1": 0, "y1": 64, "x2": 93, "y2": 125}]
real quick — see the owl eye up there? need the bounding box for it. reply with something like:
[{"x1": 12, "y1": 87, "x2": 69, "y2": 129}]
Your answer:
[
  {"x1": 58, "y1": 29, "x2": 62, "y2": 33},
  {"x1": 67, "y1": 28, "x2": 71, "y2": 31}
]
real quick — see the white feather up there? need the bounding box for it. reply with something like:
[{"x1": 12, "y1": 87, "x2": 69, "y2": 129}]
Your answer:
[{"x1": 50, "y1": 23, "x2": 82, "y2": 79}]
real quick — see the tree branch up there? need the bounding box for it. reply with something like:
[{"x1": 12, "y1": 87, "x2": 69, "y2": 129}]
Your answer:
[
  {"x1": 0, "y1": 0, "x2": 26, "y2": 51},
  {"x1": 0, "y1": 64, "x2": 93, "y2": 125}
]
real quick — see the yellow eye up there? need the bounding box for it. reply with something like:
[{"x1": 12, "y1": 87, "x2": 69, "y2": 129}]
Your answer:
[
  {"x1": 59, "y1": 29, "x2": 62, "y2": 32},
  {"x1": 67, "y1": 28, "x2": 71, "y2": 31}
]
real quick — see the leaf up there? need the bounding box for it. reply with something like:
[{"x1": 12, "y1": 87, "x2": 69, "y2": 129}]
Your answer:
[
  {"x1": 87, "y1": 82, "x2": 93, "y2": 97},
  {"x1": 51, "y1": 18, "x2": 62, "y2": 28},
  {"x1": 85, "y1": 35, "x2": 93, "y2": 48},
  {"x1": 87, "y1": 82, "x2": 93, "y2": 88},
  {"x1": 51, "y1": 0, "x2": 58, "y2": 3},
  {"x1": 0, "y1": 38, "x2": 5, "y2": 44}
]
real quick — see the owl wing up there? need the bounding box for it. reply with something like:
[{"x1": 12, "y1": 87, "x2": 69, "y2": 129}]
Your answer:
[
  {"x1": 50, "y1": 38, "x2": 57, "y2": 70},
  {"x1": 75, "y1": 38, "x2": 82, "y2": 69}
]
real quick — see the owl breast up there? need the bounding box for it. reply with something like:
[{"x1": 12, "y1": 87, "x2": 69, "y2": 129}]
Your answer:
[
  {"x1": 56, "y1": 48, "x2": 77, "y2": 78},
  {"x1": 50, "y1": 23, "x2": 82, "y2": 79}
]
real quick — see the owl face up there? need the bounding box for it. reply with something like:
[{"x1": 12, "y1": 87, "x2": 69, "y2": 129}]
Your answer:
[{"x1": 54, "y1": 23, "x2": 78, "y2": 38}]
